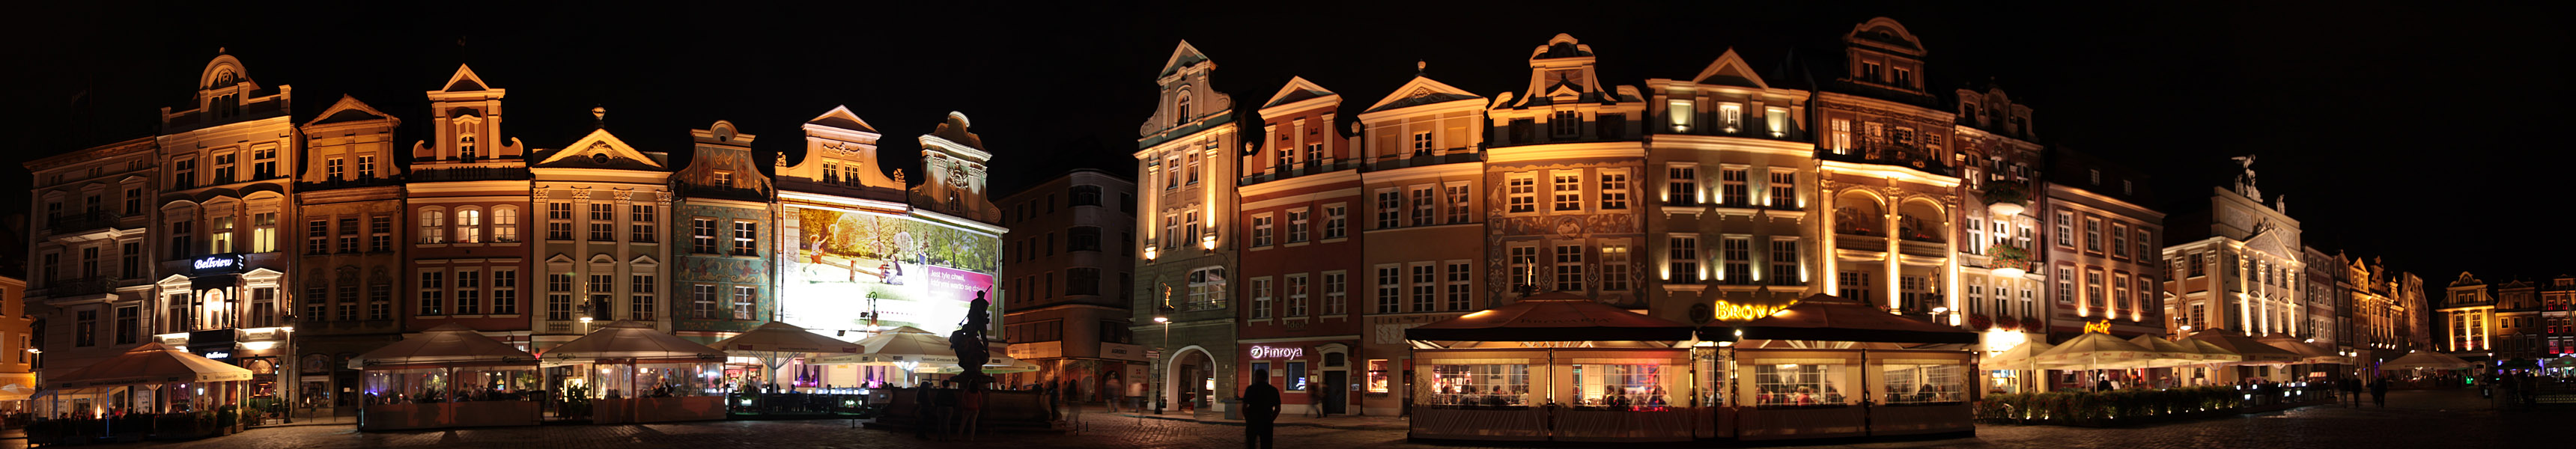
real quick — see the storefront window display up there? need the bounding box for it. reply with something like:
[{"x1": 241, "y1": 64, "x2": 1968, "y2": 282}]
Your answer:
[
  {"x1": 1428, "y1": 364, "x2": 1528, "y2": 406},
  {"x1": 1364, "y1": 360, "x2": 1390, "y2": 393},
  {"x1": 1753, "y1": 362, "x2": 1850, "y2": 407},
  {"x1": 1880, "y1": 362, "x2": 1963, "y2": 405},
  {"x1": 1573, "y1": 364, "x2": 1667, "y2": 409}
]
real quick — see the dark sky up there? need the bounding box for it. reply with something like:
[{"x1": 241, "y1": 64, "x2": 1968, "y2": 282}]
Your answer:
[{"x1": 4, "y1": 1, "x2": 2567, "y2": 284}]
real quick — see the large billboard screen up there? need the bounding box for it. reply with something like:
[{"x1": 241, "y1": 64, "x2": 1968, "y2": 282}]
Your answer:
[{"x1": 782, "y1": 207, "x2": 1000, "y2": 340}]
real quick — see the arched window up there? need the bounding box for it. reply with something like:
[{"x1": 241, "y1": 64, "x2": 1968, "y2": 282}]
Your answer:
[
  {"x1": 419, "y1": 209, "x2": 447, "y2": 244},
  {"x1": 1174, "y1": 90, "x2": 1193, "y2": 126},
  {"x1": 456, "y1": 208, "x2": 483, "y2": 243},
  {"x1": 492, "y1": 206, "x2": 520, "y2": 242},
  {"x1": 460, "y1": 134, "x2": 478, "y2": 159}
]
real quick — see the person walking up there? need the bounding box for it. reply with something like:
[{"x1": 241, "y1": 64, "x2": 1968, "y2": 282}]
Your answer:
[
  {"x1": 913, "y1": 385, "x2": 936, "y2": 439},
  {"x1": 1243, "y1": 369, "x2": 1282, "y2": 449},
  {"x1": 1063, "y1": 378, "x2": 1084, "y2": 433},
  {"x1": 2369, "y1": 378, "x2": 2389, "y2": 408}
]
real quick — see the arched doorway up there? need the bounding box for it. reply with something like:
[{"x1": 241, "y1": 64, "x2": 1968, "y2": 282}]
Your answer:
[{"x1": 1166, "y1": 346, "x2": 1217, "y2": 414}]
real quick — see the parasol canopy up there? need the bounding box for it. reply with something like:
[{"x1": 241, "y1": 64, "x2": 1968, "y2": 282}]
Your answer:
[
  {"x1": 541, "y1": 320, "x2": 728, "y2": 362},
  {"x1": 2124, "y1": 335, "x2": 2214, "y2": 368},
  {"x1": 2034, "y1": 332, "x2": 2171, "y2": 370},
  {"x1": 2255, "y1": 336, "x2": 2345, "y2": 365},
  {"x1": 812, "y1": 326, "x2": 956, "y2": 366},
  {"x1": 1707, "y1": 294, "x2": 1977, "y2": 344},
  {"x1": 1406, "y1": 293, "x2": 1693, "y2": 342},
  {"x1": 356, "y1": 323, "x2": 538, "y2": 367},
  {"x1": 2379, "y1": 351, "x2": 2475, "y2": 370},
  {"x1": 48, "y1": 343, "x2": 254, "y2": 389},
  {"x1": 1981, "y1": 339, "x2": 2055, "y2": 367},
  {"x1": 2187, "y1": 329, "x2": 2301, "y2": 364},
  {"x1": 711, "y1": 322, "x2": 866, "y2": 355}
]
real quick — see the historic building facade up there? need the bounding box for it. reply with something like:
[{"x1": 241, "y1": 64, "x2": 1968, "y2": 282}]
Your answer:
[
  {"x1": 997, "y1": 169, "x2": 1141, "y2": 408},
  {"x1": 1352, "y1": 70, "x2": 1489, "y2": 416},
  {"x1": 1642, "y1": 49, "x2": 1818, "y2": 325},
  {"x1": 292, "y1": 94, "x2": 410, "y2": 413},
  {"x1": 670, "y1": 121, "x2": 777, "y2": 342},
  {"x1": 529, "y1": 114, "x2": 675, "y2": 349},
  {"x1": 1131, "y1": 41, "x2": 1244, "y2": 414},
  {"x1": 2036, "y1": 147, "x2": 2161, "y2": 340},
  {"x1": 1813, "y1": 19, "x2": 1963, "y2": 324},
  {"x1": 2160, "y1": 171, "x2": 2305, "y2": 340},
  {"x1": 23, "y1": 137, "x2": 160, "y2": 383},
  {"x1": 1483, "y1": 34, "x2": 1649, "y2": 308},
  {"x1": 404, "y1": 65, "x2": 535, "y2": 349},
  {"x1": 152, "y1": 52, "x2": 299, "y2": 396}
]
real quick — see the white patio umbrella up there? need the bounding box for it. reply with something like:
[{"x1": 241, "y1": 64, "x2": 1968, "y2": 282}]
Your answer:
[
  {"x1": 711, "y1": 322, "x2": 866, "y2": 391},
  {"x1": 811, "y1": 326, "x2": 956, "y2": 385}
]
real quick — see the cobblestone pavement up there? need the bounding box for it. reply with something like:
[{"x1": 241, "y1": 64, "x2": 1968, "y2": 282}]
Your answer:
[{"x1": 12, "y1": 389, "x2": 2555, "y2": 449}]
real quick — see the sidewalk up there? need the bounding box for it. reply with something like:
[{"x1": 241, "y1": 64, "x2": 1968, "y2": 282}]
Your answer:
[{"x1": 1088, "y1": 405, "x2": 1406, "y2": 430}]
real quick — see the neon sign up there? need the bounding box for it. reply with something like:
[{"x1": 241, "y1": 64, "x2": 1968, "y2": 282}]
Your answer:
[
  {"x1": 1248, "y1": 345, "x2": 1304, "y2": 359},
  {"x1": 2082, "y1": 320, "x2": 2112, "y2": 335},
  {"x1": 1710, "y1": 300, "x2": 1795, "y2": 322},
  {"x1": 201, "y1": 351, "x2": 231, "y2": 359},
  {"x1": 192, "y1": 254, "x2": 246, "y2": 275}
]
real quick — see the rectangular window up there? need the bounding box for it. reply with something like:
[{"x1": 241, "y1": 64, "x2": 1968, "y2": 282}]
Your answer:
[
  {"x1": 2084, "y1": 217, "x2": 2103, "y2": 253},
  {"x1": 492, "y1": 270, "x2": 518, "y2": 315},
  {"x1": 1412, "y1": 263, "x2": 1436, "y2": 313},
  {"x1": 589, "y1": 204, "x2": 616, "y2": 242},
  {"x1": 732, "y1": 286, "x2": 757, "y2": 320},
  {"x1": 115, "y1": 306, "x2": 138, "y2": 345},
  {"x1": 2057, "y1": 267, "x2": 2077, "y2": 305},
  {"x1": 1830, "y1": 119, "x2": 1853, "y2": 154},
  {"x1": 1555, "y1": 244, "x2": 1586, "y2": 293},
  {"x1": 2054, "y1": 212, "x2": 2074, "y2": 248},
  {"x1": 1376, "y1": 189, "x2": 1402, "y2": 229},
  {"x1": 1322, "y1": 272, "x2": 1348, "y2": 316},
  {"x1": 307, "y1": 220, "x2": 329, "y2": 254},
  {"x1": 370, "y1": 216, "x2": 392, "y2": 251},
  {"x1": 629, "y1": 205, "x2": 655, "y2": 242},
  {"x1": 1765, "y1": 106, "x2": 1790, "y2": 137},
  {"x1": 1446, "y1": 262, "x2": 1472, "y2": 311},
  {"x1": 2086, "y1": 270, "x2": 2106, "y2": 312},
  {"x1": 210, "y1": 216, "x2": 235, "y2": 254},
  {"x1": 1720, "y1": 168, "x2": 1748, "y2": 207},
  {"x1": 252, "y1": 212, "x2": 277, "y2": 253},
  {"x1": 2113, "y1": 273, "x2": 2132, "y2": 314},
  {"x1": 1283, "y1": 361, "x2": 1307, "y2": 391},
  {"x1": 1507, "y1": 174, "x2": 1537, "y2": 213},
  {"x1": 1552, "y1": 110, "x2": 1582, "y2": 137},
  {"x1": 1286, "y1": 274, "x2": 1309, "y2": 317},
  {"x1": 455, "y1": 270, "x2": 482, "y2": 315},
  {"x1": 1552, "y1": 172, "x2": 1583, "y2": 212},
  {"x1": 1446, "y1": 183, "x2": 1471, "y2": 224},
  {"x1": 1667, "y1": 99, "x2": 1695, "y2": 130},
  {"x1": 1668, "y1": 236, "x2": 1700, "y2": 284},
  {"x1": 1509, "y1": 245, "x2": 1540, "y2": 289},
  {"x1": 1770, "y1": 239, "x2": 1800, "y2": 286},
  {"x1": 2188, "y1": 253, "x2": 2206, "y2": 277},
  {"x1": 1376, "y1": 266, "x2": 1401, "y2": 314},
  {"x1": 1722, "y1": 237, "x2": 1752, "y2": 284},
  {"x1": 1251, "y1": 215, "x2": 1273, "y2": 248},
  {"x1": 76, "y1": 310, "x2": 96, "y2": 347},
  {"x1": 692, "y1": 284, "x2": 718, "y2": 319},
  {"x1": 631, "y1": 275, "x2": 656, "y2": 320},
  {"x1": 693, "y1": 219, "x2": 719, "y2": 253},
  {"x1": 1599, "y1": 171, "x2": 1629, "y2": 210},
  {"x1": 458, "y1": 209, "x2": 484, "y2": 244},
  {"x1": 1718, "y1": 103, "x2": 1745, "y2": 131},
  {"x1": 2136, "y1": 230, "x2": 2154, "y2": 266},
  {"x1": 1324, "y1": 204, "x2": 1347, "y2": 239},
  {"x1": 1251, "y1": 278, "x2": 1273, "y2": 320},
  {"x1": 419, "y1": 270, "x2": 446, "y2": 316},
  {"x1": 547, "y1": 274, "x2": 574, "y2": 320},
  {"x1": 1841, "y1": 272, "x2": 1873, "y2": 304},
  {"x1": 1412, "y1": 130, "x2": 1434, "y2": 155},
  {"x1": 1666, "y1": 165, "x2": 1698, "y2": 207},
  {"x1": 1430, "y1": 364, "x2": 1531, "y2": 406},
  {"x1": 1598, "y1": 245, "x2": 1629, "y2": 292},
  {"x1": 1286, "y1": 209, "x2": 1309, "y2": 243},
  {"x1": 124, "y1": 187, "x2": 141, "y2": 214},
  {"x1": 1412, "y1": 186, "x2": 1436, "y2": 226},
  {"x1": 1366, "y1": 360, "x2": 1391, "y2": 393},
  {"x1": 1767, "y1": 171, "x2": 1796, "y2": 208}
]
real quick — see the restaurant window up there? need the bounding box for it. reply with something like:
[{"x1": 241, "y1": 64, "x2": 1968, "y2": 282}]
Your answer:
[
  {"x1": 1880, "y1": 363, "x2": 1964, "y2": 405},
  {"x1": 1365, "y1": 360, "x2": 1391, "y2": 393},
  {"x1": 1753, "y1": 362, "x2": 1851, "y2": 407},
  {"x1": 1429, "y1": 364, "x2": 1530, "y2": 406},
  {"x1": 1573, "y1": 364, "x2": 1667, "y2": 408}
]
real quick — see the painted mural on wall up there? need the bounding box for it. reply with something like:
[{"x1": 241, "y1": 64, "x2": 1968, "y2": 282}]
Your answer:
[{"x1": 781, "y1": 207, "x2": 999, "y2": 340}]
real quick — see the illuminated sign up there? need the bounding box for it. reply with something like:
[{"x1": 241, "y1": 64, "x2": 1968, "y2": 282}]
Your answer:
[
  {"x1": 1249, "y1": 345, "x2": 1304, "y2": 359},
  {"x1": 1710, "y1": 300, "x2": 1795, "y2": 322},
  {"x1": 780, "y1": 207, "x2": 1000, "y2": 341},
  {"x1": 2082, "y1": 320, "x2": 2112, "y2": 335},
  {"x1": 192, "y1": 254, "x2": 247, "y2": 275},
  {"x1": 201, "y1": 351, "x2": 231, "y2": 360}
]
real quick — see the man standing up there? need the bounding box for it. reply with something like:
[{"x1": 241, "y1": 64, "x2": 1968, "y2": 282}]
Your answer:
[
  {"x1": 2369, "y1": 378, "x2": 2389, "y2": 407},
  {"x1": 1243, "y1": 369, "x2": 1282, "y2": 449}
]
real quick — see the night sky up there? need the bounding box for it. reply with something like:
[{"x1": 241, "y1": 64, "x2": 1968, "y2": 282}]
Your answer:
[{"x1": 3, "y1": 2, "x2": 2568, "y2": 284}]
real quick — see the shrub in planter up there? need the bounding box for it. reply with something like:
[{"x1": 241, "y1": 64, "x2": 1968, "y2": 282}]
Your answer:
[{"x1": 1975, "y1": 393, "x2": 2026, "y2": 420}]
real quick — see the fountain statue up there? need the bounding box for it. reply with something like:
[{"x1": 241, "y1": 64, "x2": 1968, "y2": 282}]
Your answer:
[{"x1": 949, "y1": 290, "x2": 994, "y2": 389}]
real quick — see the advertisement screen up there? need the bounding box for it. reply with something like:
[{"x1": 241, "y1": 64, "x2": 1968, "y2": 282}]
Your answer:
[{"x1": 782, "y1": 207, "x2": 1000, "y2": 340}]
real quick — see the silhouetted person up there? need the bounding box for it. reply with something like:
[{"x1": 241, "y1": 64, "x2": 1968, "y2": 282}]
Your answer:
[
  {"x1": 1243, "y1": 369, "x2": 1281, "y2": 449},
  {"x1": 2369, "y1": 379, "x2": 2389, "y2": 407}
]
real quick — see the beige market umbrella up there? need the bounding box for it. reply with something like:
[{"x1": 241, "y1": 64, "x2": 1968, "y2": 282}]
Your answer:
[
  {"x1": 2035, "y1": 332, "x2": 2169, "y2": 371},
  {"x1": 712, "y1": 322, "x2": 866, "y2": 388},
  {"x1": 2380, "y1": 351, "x2": 2475, "y2": 370},
  {"x1": 541, "y1": 320, "x2": 729, "y2": 362},
  {"x1": 357, "y1": 323, "x2": 538, "y2": 367},
  {"x1": 2188, "y1": 329, "x2": 2302, "y2": 364},
  {"x1": 811, "y1": 326, "x2": 957, "y2": 385},
  {"x1": 49, "y1": 343, "x2": 255, "y2": 389},
  {"x1": 2127, "y1": 335, "x2": 2211, "y2": 368},
  {"x1": 2255, "y1": 336, "x2": 2345, "y2": 365}
]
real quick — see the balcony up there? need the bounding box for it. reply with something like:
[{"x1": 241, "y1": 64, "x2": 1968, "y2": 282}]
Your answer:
[
  {"x1": 46, "y1": 276, "x2": 121, "y2": 297},
  {"x1": 1837, "y1": 234, "x2": 1886, "y2": 253},
  {"x1": 410, "y1": 165, "x2": 530, "y2": 182},
  {"x1": 1364, "y1": 150, "x2": 1482, "y2": 172},
  {"x1": 295, "y1": 177, "x2": 405, "y2": 192}
]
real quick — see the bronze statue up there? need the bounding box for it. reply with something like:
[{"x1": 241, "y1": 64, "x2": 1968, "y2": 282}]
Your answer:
[{"x1": 950, "y1": 290, "x2": 994, "y2": 388}]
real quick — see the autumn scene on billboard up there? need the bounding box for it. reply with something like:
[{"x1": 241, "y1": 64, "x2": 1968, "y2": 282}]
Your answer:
[{"x1": 0, "y1": 1, "x2": 2563, "y2": 448}]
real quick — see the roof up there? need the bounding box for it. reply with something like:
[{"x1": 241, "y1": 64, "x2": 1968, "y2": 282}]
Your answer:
[
  {"x1": 1691, "y1": 48, "x2": 1770, "y2": 88},
  {"x1": 1260, "y1": 76, "x2": 1337, "y2": 109},
  {"x1": 806, "y1": 105, "x2": 878, "y2": 133},
  {"x1": 304, "y1": 94, "x2": 400, "y2": 127},
  {"x1": 48, "y1": 343, "x2": 255, "y2": 388},
  {"x1": 1158, "y1": 40, "x2": 1211, "y2": 78},
  {"x1": 711, "y1": 322, "x2": 865, "y2": 354},
  {"x1": 540, "y1": 320, "x2": 727, "y2": 361},
  {"x1": 1361, "y1": 75, "x2": 1483, "y2": 114},
  {"x1": 356, "y1": 323, "x2": 538, "y2": 367},
  {"x1": 1406, "y1": 293, "x2": 1693, "y2": 342}
]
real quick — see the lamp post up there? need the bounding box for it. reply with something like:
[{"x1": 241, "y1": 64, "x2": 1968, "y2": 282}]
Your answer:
[
  {"x1": 1153, "y1": 315, "x2": 1169, "y2": 415},
  {"x1": 280, "y1": 320, "x2": 295, "y2": 424}
]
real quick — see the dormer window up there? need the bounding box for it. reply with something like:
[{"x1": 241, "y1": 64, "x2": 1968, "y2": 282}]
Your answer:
[
  {"x1": 822, "y1": 162, "x2": 842, "y2": 183},
  {"x1": 1893, "y1": 67, "x2": 1913, "y2": 89},
  {"x1": 1718, "y1": 103, "x2": 1743, "y2": 133},
  {"x1": 459, "y1": 134, "x2": 478, "y2": 160},
  {"x1": 714, "y1": 171, "x2": 734, "y2": 185},
  {"x1": 1412, "y1": 132, "x2": 1433, "y2": 156},
  {"x1": 1175, "y1": 91, "x2": 1193, "y2": 126},
  {"x1": 1862, "y1": 62, "x2": 1883, "y2": 82},
  {"x1": 1667, "y1": 100, "x2": 1694, "y2": 132},
  {"x1": 1552, "y1": 111, "x2": 1582, "y2": 137}
]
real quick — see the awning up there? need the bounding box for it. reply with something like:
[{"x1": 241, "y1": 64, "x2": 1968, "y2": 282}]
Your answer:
[
  {"x1": 356, "y1": 323, "x2": 538, "y2": 367},
  {"x1": 541, "y1": 320, "x2": 727, "y2": 363},
  {"x1": 812, "y1": 326, "x2": 956, "y2": 367},
  {"x1": 2034, "y1": 332, "x2": 2175, "y2": 370},
  {"x1": 2255, "y1": 336, "x2": 2345, "y2": 365},
  {"x1": 2381, "y1": 351, "x2": 2476, "y2": 370},
  {"x1": 1708, "y1": 294, "x2": 1977, "y2": 344},
  {"x1": 2186, "y1": 329, "x2": 2303, "y2": 364},
  {"x1": 711, "y1": 322, "x2": 865, "y2": 355},
  {"x1": 1405, "y1": 292, "x2": 1693, "y2": 342},
  {"x1": 47, "y1": 343, "x2": 255, "y2": 389}
]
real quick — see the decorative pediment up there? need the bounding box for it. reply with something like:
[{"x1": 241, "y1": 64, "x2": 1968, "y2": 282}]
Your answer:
[
  {"x1": 806, "y1": 105, "x2": 877, "y2": 134},
  {"x1": 1261, "y1": 76, "x2": 1337, "y2": 110},
  {"x1": 304, "y1": 94, "x2": 400, "y2": 127},
  {"x1": 540, "y1": 128, "x2": 664, "y2": 168},
  {"x1": 441, "y1": 64, "x2": 493, "y2": 93},
  {"x1": 1691, "y1": 48, "x2": 1769, "y2": 88},
  {"x1": 1361, "y1": 75, "x2": 1482, "y2": 114},
  {"x1": 1158, "y1": 40, "x2": 1212, "y2": 78}
]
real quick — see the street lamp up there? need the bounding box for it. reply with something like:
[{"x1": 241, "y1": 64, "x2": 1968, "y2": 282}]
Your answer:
[
  {"x1": 1153, "y1": 315, "x2": 1169, "y2": 414},
  {"x1": 280, "y1": 322, "x2": 295, "y2": 424},
  {"x1": 580, "y1": 317, "x2": 595, "y2": 335}
]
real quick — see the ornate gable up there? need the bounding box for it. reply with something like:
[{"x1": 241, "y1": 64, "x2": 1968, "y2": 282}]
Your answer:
[
  {"x1": 1361, "y1": 75, "x2": 1482, "y2": 114},
  {"x1": 304, "y1": 94, "x2": 399, "y2": 127},
  {"x1": 541, "y1": 128, "x2": 664, "y2": 169},
  {"x1": 1692, "y1": 48, "x2": 1770, "y2": 88},
  {"x1": 1261, "y1": 76, "x2": 1337, "y2": 110}
]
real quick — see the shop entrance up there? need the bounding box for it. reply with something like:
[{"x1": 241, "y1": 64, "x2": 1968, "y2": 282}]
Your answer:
[{"x1": 1323, "y1": 370, "x2": 1347, "y2": 414}]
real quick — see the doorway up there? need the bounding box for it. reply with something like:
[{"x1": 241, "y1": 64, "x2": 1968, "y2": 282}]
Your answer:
[{"x1": 1323, "y1": 370, "x2": 1347, "y2": 414}]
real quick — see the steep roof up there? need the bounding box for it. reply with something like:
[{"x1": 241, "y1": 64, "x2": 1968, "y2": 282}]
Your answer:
[
  {"x1": 1691, "y1": 48, "x2": 1770, "y2": 88},
  {"x1": 1157, "y1": 40, "x2": 1211, "y2": 78},
  {"x1": 1361, "y1": 75, "x2": 1483, "y2": 114},
  {"x1": 303, "y1": 94, "x2": 400, "y2": 127},
  {"x1": 440, "y1": 64, "x2": 494, "y2": 93},
  {"x1": 1260, "y1": 76, "x2": 1337, "y2": 109}
]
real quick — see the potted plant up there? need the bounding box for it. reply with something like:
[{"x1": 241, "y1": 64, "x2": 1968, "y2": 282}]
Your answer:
[
  {"x1": 1988, "y1": 242, "x2": 2034, "y2": 278},
  {"x1": 1982, "y1": 181, "x2": 2030, "y2": 216},
  {"x1": 1968, "y1": 314, "x2": 1994, "y2": 330}
]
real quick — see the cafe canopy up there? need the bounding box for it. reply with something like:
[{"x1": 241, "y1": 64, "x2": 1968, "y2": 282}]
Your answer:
[
  {"x1": 356, "y1": 323, "x2": 538, "y2": 367},
  {"x1": 1406, "y1": 292, "x2": 1695, "y2": 343},
  {"x1": 542, "y1": 320, "x2": 729, "y2": 362},
  {"x1": 2379, "y1": 351, "x2": 2475, "y2": 370},
  {"x1": 1707, "y1": 294, "x2": 1978, "y2": 344},
  {"x1": 49, "y1": 343, "x2": 253, "y2": 389},
  {"x1": 2186, "y1": 329, "x2": 2302, "y2": 364}
]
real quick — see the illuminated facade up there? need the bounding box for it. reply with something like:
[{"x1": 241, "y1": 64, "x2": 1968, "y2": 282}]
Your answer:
[
  {"x1": 151, "y1": 52, "x2": 299, "y2": 397},
  {"x1": 1950, "y1": 86, "x2": 2046, "y2": 337},
  {"x1": 2437, "y1": 272, "x2": 2497, "y2": 355},
  {"x1": 669, "y1": 120, "x2": 778, "y2": 341},
  {"x1": 529, "y1": 112, "x2": 676, "y2": 347},
  {"x1": 2543, "y1": 276, "x2": 2575, "y2": 357},
  {"x1": 1130, "y1": 40, "x2": 1244, "y2": 415},
  {"x1": 0, "y1": 276, "x2": 29, "y2": 396},
  {"x1": 2160, "y1": 167, "x2": 2305, "y2": 340},
  {"x1": 404, "y1": 65, "x2": 535, "y2": 348},
  {"x1": 23, "y1": 137, "x2": 160, "y2": 385},
  {"x1": 1235, "y1": 76, "x2": 1365, "y2": 416},
  {"x1": 1641, "y1": 48, "x2": 1817, "y2": 326},
  {"x1": 1484, "y1": 34, "x2": 1649, "y2": 309},
  {"x1": 1352, "y1": 69, "x2": 1489, "y2": 416},
  {"x1": 1812, "y1": 19, "x2": 1962, "y2": 323},
  {"x1": 2035, "y1": 147, "x2": 2162, "y2": 339},
  {"x1": 293, "y1": 94, "x2": 409, "y2": 412}
]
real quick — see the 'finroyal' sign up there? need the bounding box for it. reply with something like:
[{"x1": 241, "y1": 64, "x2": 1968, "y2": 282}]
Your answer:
[{"x1": 1249, "y1": 345, "x2": 1304, "y2": 359}]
